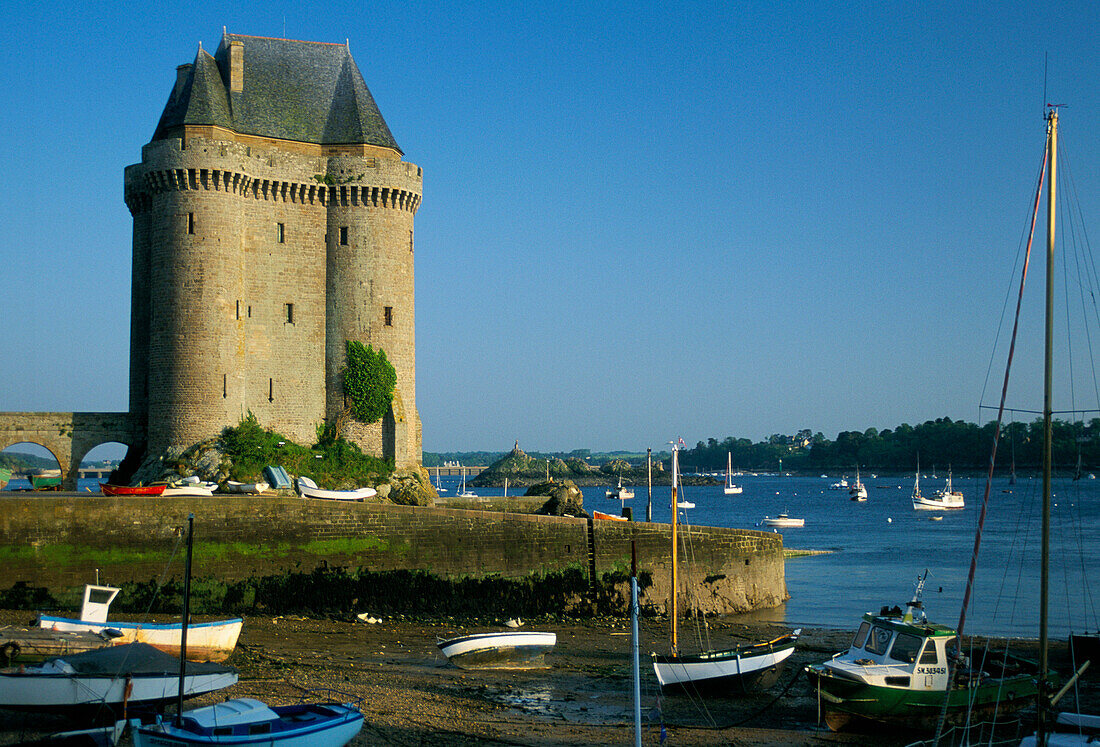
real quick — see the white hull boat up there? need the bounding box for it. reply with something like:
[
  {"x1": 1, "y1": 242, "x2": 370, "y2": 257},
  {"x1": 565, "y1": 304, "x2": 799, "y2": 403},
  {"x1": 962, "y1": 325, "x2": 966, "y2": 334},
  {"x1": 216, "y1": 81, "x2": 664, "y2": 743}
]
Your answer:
[
  {"x1": 849, "y1": 468, "x2": 867, "y2": 501},
  {"x1": 761, "y1": 513, "x2": 804, "y2": 528},
  {"x1": 225, "y1": 480, "x2": 270, "y2": 494},
  {"x1": 723, "y1": 453, "x2": 742, "y2": 494},
  {"x1": 162, "y1": 485, "x2": 215, "y2": 496},
  {"x1": 654, "y1": 444, "x2": 800, "y2": 694},
  {"x1": 132, "y1": 697, "x2": 364, "y2": 747},
  {"x1": 456, "y1": 467, "x2": 478, "y2": 498},
  {"x1": 917, "y1": 467, "x2": 964, "y2": 510},
  {"x1": 0, "y1": 642, "x2": 237, "y2": 712},
  {"x1": 654, "y1": 630, "x2": 801, "y2": 693},
  {"x1": 437, "y1": 631, "x2": 556, "y2": 669},
  {"x1": 606, "y1": 474, "x2": 635, "y2": 500},
  {"x1": 297, "y1": 476, "x2": 377, "y2": 501},
  {"x1": 38, "y1": 584, "x2": 242, "y2": 662}
]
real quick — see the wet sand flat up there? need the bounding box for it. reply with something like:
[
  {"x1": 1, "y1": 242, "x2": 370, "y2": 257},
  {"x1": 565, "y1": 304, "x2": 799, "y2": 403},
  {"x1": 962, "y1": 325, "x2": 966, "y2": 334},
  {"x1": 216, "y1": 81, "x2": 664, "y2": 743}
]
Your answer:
[{"x1": 0, "y1": 612, "x2": 1095, "y2": 745}]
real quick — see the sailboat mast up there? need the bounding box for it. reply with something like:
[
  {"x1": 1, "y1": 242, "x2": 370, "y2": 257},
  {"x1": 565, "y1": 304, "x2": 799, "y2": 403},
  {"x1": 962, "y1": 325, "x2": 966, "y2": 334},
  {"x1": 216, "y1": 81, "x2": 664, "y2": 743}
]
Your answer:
[
  {"x1": 1039, "y1": 106, "x2": 1058, "y2": 738},
  {"x1": 670, "y1": 446, "x2": 679, "y2": 656},
  {"x1": 176, "y1": 512, "x2": 194, "y2": 727}
]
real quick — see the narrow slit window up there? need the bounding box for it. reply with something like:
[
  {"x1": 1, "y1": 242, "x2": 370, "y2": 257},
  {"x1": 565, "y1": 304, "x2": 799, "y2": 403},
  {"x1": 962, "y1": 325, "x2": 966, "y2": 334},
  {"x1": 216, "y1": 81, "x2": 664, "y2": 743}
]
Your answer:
[
  {"x1": 276, "y1": 222, "x2": 285, "y2": 243},
  {"x1": 247, "y1": 305, "x2": 252, "y2": 318},
  {"x1": 384, "y1": 306, "x2": 393, "y2": 327},
  {"x1": 235, "y1": 301, "x2": 240, "y2": 320},
  {"x1": 222, "y1": 373, "x2": 227, "y2": 399},
  {"x1": 269, "y1": 378, "x2": 274, "y2": 402},
  {"x1": 285, "y1": 302, "x2": 294, "y2": 324},
  {"x1": 409, "y1": 230, "x2": 414, "y2": 253},
  {"x1": 187, "y1": 212, "x2": 195, "y2": 234},
  {"x1": 339, "y1": 226, "x2": 348, "y2": 245}
]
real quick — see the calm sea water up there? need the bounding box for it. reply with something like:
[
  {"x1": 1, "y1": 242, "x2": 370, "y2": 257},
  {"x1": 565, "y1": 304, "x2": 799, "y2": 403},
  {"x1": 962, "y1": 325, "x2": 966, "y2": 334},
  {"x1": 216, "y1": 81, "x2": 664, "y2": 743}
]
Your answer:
[
  {"x1": 11, "y1": 473, "x2": 1099, "y2": 639},
  {"x1": 439, "y1": 472, "x2": 1100, "y2": 639}
]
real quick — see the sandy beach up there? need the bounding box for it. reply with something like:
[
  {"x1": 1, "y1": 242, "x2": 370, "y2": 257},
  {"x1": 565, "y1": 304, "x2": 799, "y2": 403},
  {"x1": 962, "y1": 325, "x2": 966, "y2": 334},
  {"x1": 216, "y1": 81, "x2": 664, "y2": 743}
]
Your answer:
[{"x1": 0, "y1": 611, "x2": 1094, "y2": 746}]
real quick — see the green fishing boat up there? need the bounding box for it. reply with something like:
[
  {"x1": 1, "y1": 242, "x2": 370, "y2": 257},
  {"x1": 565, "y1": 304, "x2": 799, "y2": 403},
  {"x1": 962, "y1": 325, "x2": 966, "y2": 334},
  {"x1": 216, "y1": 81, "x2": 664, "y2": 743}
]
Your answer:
[
  {"x1": 28, "y1": 470, "x2": 62, "y2": 490},
  {"x1": 805, "y1": 573, "x2": 1043, "y2": 732}
]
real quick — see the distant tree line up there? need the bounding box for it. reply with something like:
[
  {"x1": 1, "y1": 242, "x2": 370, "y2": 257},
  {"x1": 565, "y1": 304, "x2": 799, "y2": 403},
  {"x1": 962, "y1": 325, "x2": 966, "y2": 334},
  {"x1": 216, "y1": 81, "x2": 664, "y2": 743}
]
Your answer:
[{"x1": 682, "y1": 417, "x2": 1100, "y2": 474}]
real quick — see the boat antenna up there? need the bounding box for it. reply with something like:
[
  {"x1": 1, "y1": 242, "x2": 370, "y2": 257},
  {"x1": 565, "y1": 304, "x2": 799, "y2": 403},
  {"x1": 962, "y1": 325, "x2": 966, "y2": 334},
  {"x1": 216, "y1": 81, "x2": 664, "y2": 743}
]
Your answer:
[{"x1": 1043, "y1": 52, "x2": 1048, "y2": 120}]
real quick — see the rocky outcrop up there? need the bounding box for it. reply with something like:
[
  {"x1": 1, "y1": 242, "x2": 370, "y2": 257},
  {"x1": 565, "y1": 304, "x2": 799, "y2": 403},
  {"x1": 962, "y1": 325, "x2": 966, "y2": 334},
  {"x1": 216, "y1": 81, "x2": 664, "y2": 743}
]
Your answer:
[
  {"x1": 471, "y1": 443, "x2": 595, "y2": 487},
  {"x1": 533, "y1": 480, "x2": 587, "y2": 518}
]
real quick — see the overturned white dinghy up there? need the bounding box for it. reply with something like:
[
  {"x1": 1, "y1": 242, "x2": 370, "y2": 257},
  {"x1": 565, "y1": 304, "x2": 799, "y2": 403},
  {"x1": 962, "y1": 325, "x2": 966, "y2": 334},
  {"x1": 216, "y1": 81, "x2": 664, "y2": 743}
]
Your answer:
[
  {"x1": 297, "y1": 476, "x2": 377, "y2": 502},
  {"x1": 0, "y1": 642, "x2": 237, "y2": 713},
  {"x1": 225, "y1": 480, "x2": 270, "y2": 494},
  {"x1": 437, "y1": 631, "x2": 557, "y2": 669}
]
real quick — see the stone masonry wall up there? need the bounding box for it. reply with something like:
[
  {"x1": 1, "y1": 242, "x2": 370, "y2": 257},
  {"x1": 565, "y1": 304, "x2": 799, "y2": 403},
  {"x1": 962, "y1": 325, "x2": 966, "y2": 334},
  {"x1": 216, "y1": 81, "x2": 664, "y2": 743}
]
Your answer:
[{"x1": 0, "y1": 496, "x2": 786, "y2": 616}]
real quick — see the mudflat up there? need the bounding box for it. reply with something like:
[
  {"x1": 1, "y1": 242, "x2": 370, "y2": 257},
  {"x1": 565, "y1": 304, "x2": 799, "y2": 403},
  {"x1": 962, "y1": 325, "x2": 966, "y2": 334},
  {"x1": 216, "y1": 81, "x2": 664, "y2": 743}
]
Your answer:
[{"x1": 0, "y1": 611, "x2": 1094, "y2": 745}]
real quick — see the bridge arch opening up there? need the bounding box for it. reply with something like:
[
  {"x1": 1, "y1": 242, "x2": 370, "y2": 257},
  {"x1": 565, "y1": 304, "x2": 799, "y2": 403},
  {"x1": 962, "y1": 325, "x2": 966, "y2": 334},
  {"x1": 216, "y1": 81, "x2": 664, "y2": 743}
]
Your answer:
[
  {"x1": 77, "y1": 441, "x2": 131, "y2": 491},
  {"x1": 0, "y1": 442, "x2": 61, "y2": 490}
]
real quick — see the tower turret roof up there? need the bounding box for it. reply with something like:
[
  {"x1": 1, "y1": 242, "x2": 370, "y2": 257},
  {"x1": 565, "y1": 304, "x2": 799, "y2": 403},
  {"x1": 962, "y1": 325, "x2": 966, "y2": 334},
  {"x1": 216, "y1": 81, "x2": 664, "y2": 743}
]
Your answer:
[{"x1": 152, "y1": 33, "x2": 401, "y2": 153}]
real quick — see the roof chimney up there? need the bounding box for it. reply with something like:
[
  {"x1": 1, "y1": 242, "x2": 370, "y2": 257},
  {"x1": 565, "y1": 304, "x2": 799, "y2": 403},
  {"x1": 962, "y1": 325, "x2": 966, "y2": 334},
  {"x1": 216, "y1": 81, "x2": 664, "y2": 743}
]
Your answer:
[
  {"x1": 174, "y1": 64, "x2": 192, "y2": 96},
  {"x1": 228, "y1": 40, "x2": 244, "y2": 93}
]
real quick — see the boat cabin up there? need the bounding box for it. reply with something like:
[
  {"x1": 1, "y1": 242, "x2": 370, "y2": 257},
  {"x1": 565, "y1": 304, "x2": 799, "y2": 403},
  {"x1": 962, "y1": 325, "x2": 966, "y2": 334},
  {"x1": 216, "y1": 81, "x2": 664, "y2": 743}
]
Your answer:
[{"x1": 825, "y1": 611, "x2": 958, "y2": 692}]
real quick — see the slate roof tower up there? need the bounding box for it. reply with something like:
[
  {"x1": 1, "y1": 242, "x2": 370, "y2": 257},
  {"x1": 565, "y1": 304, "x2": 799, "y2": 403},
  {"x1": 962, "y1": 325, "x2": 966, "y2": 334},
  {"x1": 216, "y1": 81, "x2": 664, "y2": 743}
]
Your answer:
[{"x1": 124, "y1": 33, "x2": 422, "y2": 467}]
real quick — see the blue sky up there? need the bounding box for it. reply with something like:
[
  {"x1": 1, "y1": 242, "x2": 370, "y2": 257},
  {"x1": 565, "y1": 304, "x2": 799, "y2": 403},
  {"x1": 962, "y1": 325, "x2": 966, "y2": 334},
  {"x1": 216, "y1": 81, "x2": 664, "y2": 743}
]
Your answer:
[{"x1": 2, "y1": 1, "x2": 1100, "y2": 455}]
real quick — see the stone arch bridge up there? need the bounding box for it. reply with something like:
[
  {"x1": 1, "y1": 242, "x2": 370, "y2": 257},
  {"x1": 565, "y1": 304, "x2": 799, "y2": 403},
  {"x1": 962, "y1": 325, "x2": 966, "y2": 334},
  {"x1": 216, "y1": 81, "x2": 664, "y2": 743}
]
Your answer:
[{"x1": 0, "y1": 412, "x2": 142, "y2": 489}]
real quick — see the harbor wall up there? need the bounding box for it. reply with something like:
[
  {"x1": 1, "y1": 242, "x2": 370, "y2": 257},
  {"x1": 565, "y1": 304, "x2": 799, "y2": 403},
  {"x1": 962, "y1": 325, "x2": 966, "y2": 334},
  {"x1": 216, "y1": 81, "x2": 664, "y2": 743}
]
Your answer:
[{"x1": 0, "y1": 495, "x2": 786, "y2": 615}]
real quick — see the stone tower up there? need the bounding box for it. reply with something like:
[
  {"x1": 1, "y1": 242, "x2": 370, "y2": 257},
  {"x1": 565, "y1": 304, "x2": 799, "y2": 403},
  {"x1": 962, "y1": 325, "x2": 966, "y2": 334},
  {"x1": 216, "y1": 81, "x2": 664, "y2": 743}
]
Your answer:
[{"x1": 124, "y1": 33, "x2": 422, "y2": 467}]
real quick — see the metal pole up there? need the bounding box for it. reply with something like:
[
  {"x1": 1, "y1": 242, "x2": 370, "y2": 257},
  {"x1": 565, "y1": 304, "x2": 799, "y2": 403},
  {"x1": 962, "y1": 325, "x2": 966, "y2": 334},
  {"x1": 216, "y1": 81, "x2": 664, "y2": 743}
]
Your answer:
[
  {"x1": 631, "y1": 542, "x2": 642, "y2": 747},
  {"x1": 176, "y1": 513, "x2": 194, "y2": 727},
  {"x1": 646, "y1": 448, "x2": 652, "y2": 522},
  {"x1": 670, "y1": 447, "x2": 679, "y2": 656}
]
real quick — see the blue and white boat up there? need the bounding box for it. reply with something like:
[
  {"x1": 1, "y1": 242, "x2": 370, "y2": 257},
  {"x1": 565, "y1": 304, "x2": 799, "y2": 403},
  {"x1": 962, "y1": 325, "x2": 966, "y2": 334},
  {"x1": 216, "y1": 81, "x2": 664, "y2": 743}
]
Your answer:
[{"x1": 132, "y1": 697, "x2": 364, "y2": 746}]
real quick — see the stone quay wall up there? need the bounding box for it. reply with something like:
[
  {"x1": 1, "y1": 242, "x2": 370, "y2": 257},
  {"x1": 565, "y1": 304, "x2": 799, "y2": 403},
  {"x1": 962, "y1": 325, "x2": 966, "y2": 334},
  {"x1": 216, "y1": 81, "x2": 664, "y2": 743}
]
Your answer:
[{"x1": 0, "y1": 496, "x2": 786, "y2": 615}]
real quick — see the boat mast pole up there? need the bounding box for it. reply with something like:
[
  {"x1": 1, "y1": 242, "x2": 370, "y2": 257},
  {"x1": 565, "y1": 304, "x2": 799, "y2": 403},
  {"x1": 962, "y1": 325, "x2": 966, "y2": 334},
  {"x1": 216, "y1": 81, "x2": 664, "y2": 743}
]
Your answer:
[
  {"x1": 670, "y1": 444, "x2": 679, "y2": 656},
  {"x1": 646, "y1": 447, "x2": 652, "y2": 522},
  {"x1": 1040, "y1": 106, "x2": 1057, "y2": 743},
  {"x1": 176, "y1": 512, "x2": 194, "y2": 727}
]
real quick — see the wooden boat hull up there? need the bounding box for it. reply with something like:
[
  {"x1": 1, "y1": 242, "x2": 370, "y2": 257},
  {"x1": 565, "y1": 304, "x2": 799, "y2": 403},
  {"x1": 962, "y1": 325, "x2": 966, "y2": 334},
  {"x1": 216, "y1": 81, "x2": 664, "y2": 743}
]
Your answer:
[
  {"x1": 38, "y1": 615, "x2": 243, "y2": 663},
  {"x1": 438, "y1": 631, "x2": 556, "y2": 669},
  {"x1": 0, "y1": 628, "x2": 115, "y2": 663},
  {"x1": 132, "y1": 699, "x2": 364, "y2": 747},
  {"x1": 592, "y1": 510, "x2": 627, "y2": 521},
  {"x1": 805, "y1": 663, "x2": 1039, "y2": 732},
  {"x1": 653, "y1": 631, "x2": 799, "y2": 693},
  {"x1": 101, "y1": 483, "x2": 167, "y2": 496},
  {"x1": 30, "y1": 475, "x2": 62, "y2": 489}
]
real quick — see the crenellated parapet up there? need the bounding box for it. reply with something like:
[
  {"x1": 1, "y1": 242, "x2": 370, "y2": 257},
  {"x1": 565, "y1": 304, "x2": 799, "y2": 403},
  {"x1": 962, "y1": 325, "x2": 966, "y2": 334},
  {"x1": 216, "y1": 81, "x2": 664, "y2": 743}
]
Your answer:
[{"x1": 126, "y1": 161, "x2": 421, "y2": 216}]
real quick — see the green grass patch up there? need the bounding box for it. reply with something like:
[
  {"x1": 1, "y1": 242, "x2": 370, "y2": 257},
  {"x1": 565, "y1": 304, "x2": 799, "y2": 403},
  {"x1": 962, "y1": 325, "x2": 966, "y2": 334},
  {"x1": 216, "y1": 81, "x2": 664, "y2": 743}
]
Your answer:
[{"x1": 218, "y1": 412, "x2": 392, "y2": 489}]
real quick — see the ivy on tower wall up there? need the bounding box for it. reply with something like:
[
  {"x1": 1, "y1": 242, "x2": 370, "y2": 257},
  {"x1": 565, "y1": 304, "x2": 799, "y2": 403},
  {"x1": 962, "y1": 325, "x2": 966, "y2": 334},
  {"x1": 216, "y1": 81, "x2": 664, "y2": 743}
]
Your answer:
[{"x1": 342, "y1": 340, "x2": 397, "y2": 424}]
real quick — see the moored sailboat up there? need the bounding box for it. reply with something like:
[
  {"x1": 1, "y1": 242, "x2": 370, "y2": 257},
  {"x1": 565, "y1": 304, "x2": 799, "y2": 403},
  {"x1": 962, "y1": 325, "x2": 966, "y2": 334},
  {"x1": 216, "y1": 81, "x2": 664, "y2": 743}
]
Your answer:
[
  {"x1": 723, "y1": 452, "x2": 742, "y2": 495},
  {"x1": 912, "y1": 461, "x2": 965, "y2": 511},
  {"x1": 652, "y1": 443, "x2": 800, "y2": 693},
  {"x1": 849, "y1": 467, "x2": 867, "y2": 501}
]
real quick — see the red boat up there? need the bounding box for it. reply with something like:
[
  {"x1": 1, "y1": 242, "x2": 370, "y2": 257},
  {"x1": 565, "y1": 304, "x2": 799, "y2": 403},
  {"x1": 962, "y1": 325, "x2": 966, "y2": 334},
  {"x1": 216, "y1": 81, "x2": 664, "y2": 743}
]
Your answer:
[
  {"x1": 100, "y1": 483, "x2": 166, "y2": 496},
  {"x1": 592, "y1": 510, "x2": 628, "y2": 521}
]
